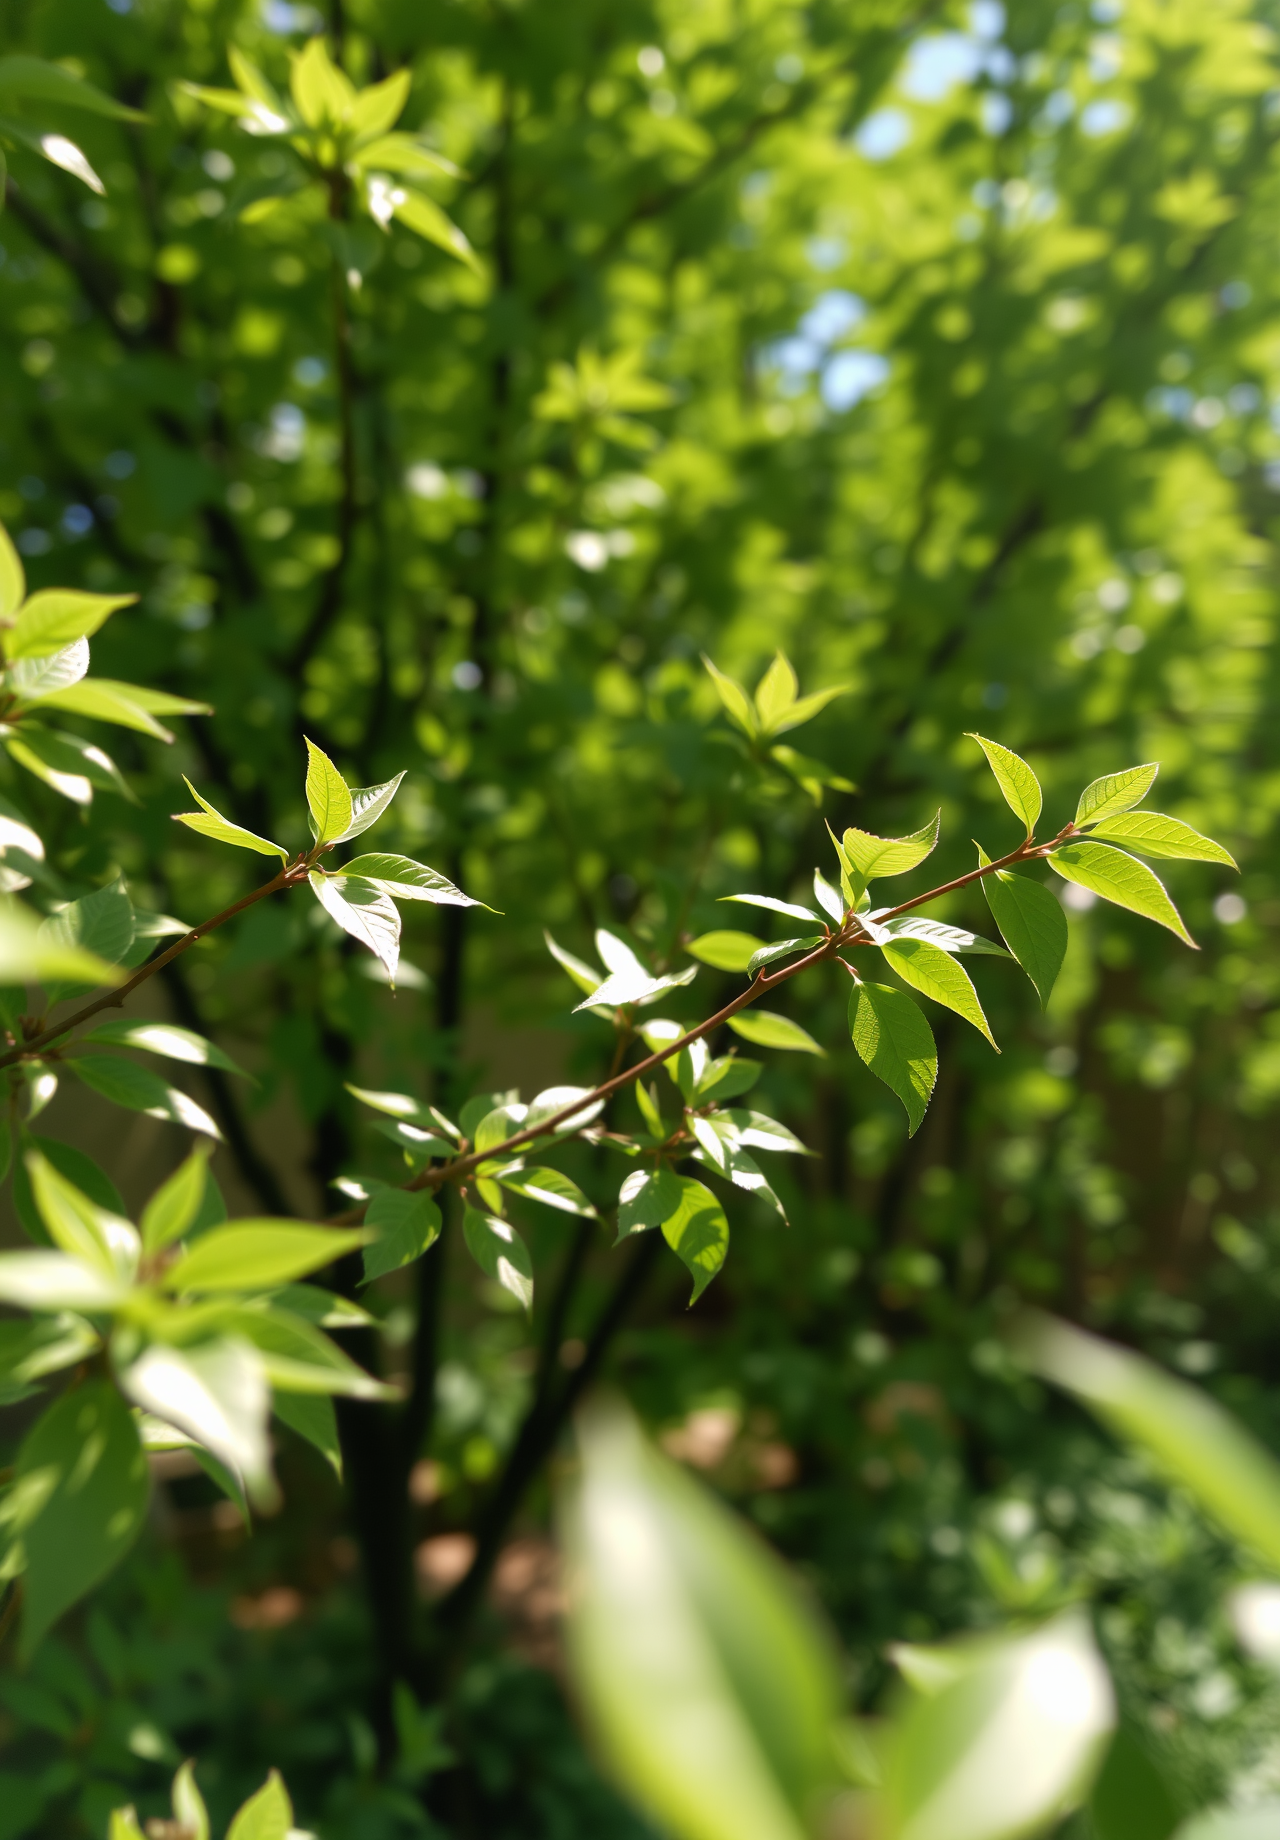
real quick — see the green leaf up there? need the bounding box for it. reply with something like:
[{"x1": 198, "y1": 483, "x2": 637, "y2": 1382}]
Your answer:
[
  {"x1": 83, "y1": 1019, "x2": 245, "y2": 1076},
  {"x1": 0, "y1": 55, "x2": 146, "y2": 120},
  {"x1": 217, "y1": 1305, "x2": 392, "y2": 1400},
  {"x1": 694, "y1": 1057, "x2": 762, "y2": 1104},
  {"x1": 701, "y1": 654, "x2": 758, "y2": 738},
  {"x1": 879, "y1": 915, "x2": 1009, "y2": 957},
  {"x1": 347, "y1": 68, "x2": 411, "y2": 139},
  {"x1": 573, "y1": 962, "x2": 697, "y2": 1012},
  {"x1": 1021, "y1": 1314, "x2": 1280, "y2": 1575},
  {"x1": 880, "y1": 936, "x2": 998, "y2": 1050},
  {"x1": 967, "y1": 733, "x2": 1043, "y2": 836},
  {"x1": 1075, "y1": 762, "x2": 1159, "y2": 825},
  {"x1": 40, "y1": 878, "x2": 134, "y2": 975},
  {"x1": 727, "y1": 1011, "x2": 825, "y2": 1055},
  {"x1": 25, "y1": 1150, "x2": 136, "y2": 1277},
  {"x1": 30, "y1": 677, "x2": 209, "y2": 741},
  {"x1": 0, "y1": 519, "x2": 24, "y2": 620},
  {"x1": 463, "y1": 1206, "x2": 533, "y2": 1310},
  {"x1": 164, "y1": 1222, "x2": 366, "y2": 1291},
  {"x1": 290, "y1": 35, "x2": 354, "y2": 126},
  {"x1": 12, "y1": 1382, "x2": 149, "y2": 1659},
  {"x1": 173, "y1": 778, "x2": 287, "y2": 859},
  {"x1": 391, "y1": 189, "x2": 480, "y2": 271},
  {"x1": 753, "y1": 652, "x2": 797, "y2": 729},
  {"x1": 71, "y1": 1057, "x2": 222, "y2": 1138},
  {"x1": 273, "y1": 1284, "x2": 373, "y2": 1329},
  {"x1": 109, "y1": 1808, "x2": 146, "y2": 1840},
  {"x1": 0, "y1": 1314, "x2": 100, "y2": 1404},
  {"x1": 474, "y1": 1102, "x2": 528, "y2": 1154},
  {"x1": 978, "y1": 846, "x2": 1068, "y2": 1008},
  {"x1": 838, "y1": 811, "x2": 941, "y2": 891},
  {"x1": 562, "y1": 1399, "x2": 842, "y2": 1840},
  {"x1": 722, "y1": 892, "x2": 821, "y2": 923},
  {"x1": 685, "y1": 930, "x2": 765, "y2": 972},
  {"x1": 661, "y1": 1176, "x2": 729, "y2": 1304},
  {"x1": 304, "y1": 737, "x2": 353, "y2": 844},
  {"x1": 718, "y1": 1111, "x2": 811, "y2": 1156},
  {"x1": 273, "y1": 1389, "x2": 343, "y2": 1478},
  {"x1": 361, "y1": 1189, "x2": 441, "y2": 1283},
  {"x1": 226, "y1": 1771, "x2": 293, "y2": 1840},
  {"x1": 882, "y1": 1611, "x2": 1114, "y2": 1840},
  {"x1": 812, "y1": 869, "x2": 844, "y2": 923},
  {"x1": 1085, "y1": 810, "x2": 1237, "y2": 866},
  {"x1": 0, "y1": 1249, "x2": 125, "y2": 1311},
  {"x1": 350, "y1": 132, "x2": 460, "y2": 178},
  {"x1": 769, "y1": 686, "x2": 848, "y2": 737},
  {"x1": 1088, "y1": 1726, "x2": 1183, "y2": 1840},
  {"x1": 1174, "y1": 1807, "x2": 1280, "y2": 1839},
  {"x1": 171, "y1": 1761, "x2": 211, "y2": 1840},
  {"x1": 309, "y1": 872, "x2": 401, "y2": 982},
  {"x1": 5, "y1": 590, "x2": 137, "y2": 661},
  {"x1": 459, "y1": 1089, "x2": 520, "y2": 1138},
  {"x1": 7, "y1": 636, "x2": 89, "y2": 699},
  {"x1": 848, "y1": 980, "x2": 937, "y2": 1135},
  {"x1": 545, "y1": 929, "x2": 603, "y2": 995},
  {"x1": 701, "y1": 1140, "x2": 788, "y2": 1222},
  {"x1": 122, "y1": 1338, "x2": 274, "y2": 1507},
  {"x1": 617, "y1": 1167, "x2": 683, "y2": 1240},
  {"x1": 141, "y1": 1146, "x2": 213, "y2": 1253},
  {"x1": 635, "y1": 1082, "x2": 667, "y2": 1140},
  {"x1": 0, "y1": 896, "x2": 121, "y2": 989},
  {"x1": 525, "y1": 1084, "x2": 606, "y2": 1135},
  {"x1": 499, "y1": 1165, "x2": 597, "y2": 1216},
  {"x1": 340, "y1": 851, "x2": 475, "y2": 905},
  {"x1": 7, "y1": 726, "x2": 131, "y2": 804},
  {"x1": 747, "y1": 936, "x2": 823, "y2": 975},
  {"x1": 1049, "y1": 840, "x2": 1194, "y2": 945}
]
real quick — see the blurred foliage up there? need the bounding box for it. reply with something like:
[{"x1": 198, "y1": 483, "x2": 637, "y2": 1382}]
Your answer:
[{"x1": 3, "y1": 0, "x2": 1280, "y2": 1831}]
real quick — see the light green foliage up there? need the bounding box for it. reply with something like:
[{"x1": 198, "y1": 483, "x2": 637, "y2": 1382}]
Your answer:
[
  {"x1": 1049, "y1": 841, "x2": 1194, "y2": 946},
  {"x1": 339, "y1": 853, "x2": 474, "y2": 905},
  {"x1": 685, "y1": 931, "x2": 765, "y2": 972},
  {"x1": 836, "y1": 813, "x2": 941, "y2": 898},
  {"x1": 164, "y1": 1222, "x2": 367, "y2": 1292},
  {"x1": 362, "y1": 1189, "x2": 441, "y2": 1283},
  {"x1": 304, "y1": 737, "x2": 353, "y2": 845},
  {"x1": 1074, "y1": 764, "x2": 1160, "y2": 827},
  {"x1": 309, "y1": 871, "x2": 401, "y2": 983},
  {"x1": 1024, "y1": 1316, "x2": 1280, "y2": 1574},
  {"x1": 1084, "y1": 811, "x2": 1238, "y2": 866},
  {"x1": 140, "y1": 1145, "x2": 212, "y2": 1252},
  {"x1": 562, "y1": 1401, "x2": 843, "y2": 1840},
  {"x1": 617, "y1": 1167, "x2": 683, "y2": 1240},
  {"x1": 174, "y1": 778, "x2": 287, "y2": 860},
  {"x1": 497, "y1": 1165, "x2": 597, "y2": 1216},
  {"x1": 84, "y1": 1019, "x2": 246, "y2": 1076},
  {"x1": 463, "y1": 1207, "x2": 533, "y2": 1311},
  {"x1": 880, "y1": 937, "x2": 998, "y2": 1051},
  {"x1": 226, "y1": 1769, "x2": 294, "y2": 1840},
  {"x1": 172, "y1": 1760, "x2": 211, "y2": 1840},
  {"x1": 5, "y1": 1381, "x2": 149, "y2": 1658},
  {"x1": 849, "y1": 981, "x2": 938, "y2": 1136},
  {"x1": 968, "y1": 735, "x2": 1043, "y2": 838},
  {"x1": 660, "y1": 1177, "x2": 729, "y2": 1304},
  {"x1": 726, "y1": 1012, "x2": 824, "y2": 1055},
  {"x1": 978, "y1": 848, "x2": 1068, "y2": 1010}
]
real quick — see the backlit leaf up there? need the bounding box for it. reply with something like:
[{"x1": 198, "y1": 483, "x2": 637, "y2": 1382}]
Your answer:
[
  {"x1": 1049, "y1": 840, "x2": 1194, "y2": 945},
  {"x1": 1085, "y1": 810, "x2": 1237, "y2": 866},
  {"x1": 362, "y1": 1189, "x2": 441, "y2": 1283},
  {"x1": 753, "y1": 652, "x2": 798, "y2": 729},
  {"x1": 141, "y1": 1145, "x2": 212, "y2": 1253},
  {"x1": 0, "y1": 518, "x2": 24, "y2": 618},
  {"x1": 686, "y1": 930, "x2": 766, "y2": 972},
  {"x1": 6, "y1": 590, "x2": 136, "y2": 661},
  {"x1": 1074, "y1": 762, "x2": 1159, "y2": 825},
  {"x1": 701, "y1": 654, "x2": 757, "y2": 738},
  {"x1": 662, "y1": 1177, "x2": 729, "y2": 1304},
  {"x1": 967, "y1": 733, "x2": 1043, "y2": 836},
  {"x1": 173, "y1": 778, "x2": 288, "y2": 859},
  {"x1": 463, "y1": 1206, "x2": 533, "y2": 1311},
  {"x1": 978, "y1": 846, "x2": 1068, "y2": 1008},
  {"x1": 122, "y1": 1338, "x2": 274, "y2": 1509},
  {"x1": 392, "y1": 189, "x2": 480, "y2": 270},
  {"x1": 881, "y1": 936, "x2": 998, "y2": 1050},
  {"x1": 304, "y1": 737, "x2": 353, "y2": 844},
  {"x1": 164, "y1": 1222, "x2": 366, "y2": 1291},
  {"x1": 498, "y1": 1165, "x2": 596, "y2": 1216},
  {"x1": 722, "y1": 893, "x2": 821, "y2": 923},
  {"x1": 837, "y1": 812, "x2": 941, "y2": 893},
  {"x1": 747, "y1": 936, "x2": 823, "y2": 975},
  {"x1": 848, "y1": 980, "x2": 937, "y2": 1135},
  {"x1": 341, "y1": 850, "x2": 475, "y2": 904},
  {"x1": 84, "y1": 1019, "x2": 245, "y2": 1076},
  {"x1": 309, "y1": 871, "x2": 401, "y2": 982},
  {"x1": 728, "y1": 1011, "x2": 825, "y2": 1055},
  {"x1": 226, "y1": 1770, "x2": 293, "y2": 1840}
]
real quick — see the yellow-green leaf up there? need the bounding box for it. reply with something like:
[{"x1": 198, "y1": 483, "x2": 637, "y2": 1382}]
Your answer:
[
  {"x1": 727, "y1": 1011, "x2": 825, "y2": 1055},
  {"x1": 685, "y1": 930, "x2": 766, "y2": 973},
  {"x1": 701, "y1": 654, "x2": 757, "y2": 738},
  {"x1": 1049, "y1": 840, "x2": 1194, "y2": 945},
  {"x1": 661, "y1": 1177, "x2": 729, "y2": 1305},
  {"x1": 753, "y1": 653, "x2": 797, "y2": 730},
  {"x1": 967, "y1": 733, "x2": 1042, "y2": 836},
  {"x1": 163, "y1": 1222, "x2": 366, "y2": 1292},
  {"x1": 304, "y1": 737, "x2": 353, "y2": 845},
  {"x1": 173, "y1": 778, "x2": 288, "y2": 860},
  {"x1": 0, "y1": 520, "x2": 24, "y2": 620},
  {"x1": 881, "y1": 936, "x2": 998, "y2": 1050},
  {"x1": 838, "y1": 812, "x2": 940, "y2": 893},
  {"x1": 392, "y1": 190, "x2": 480, "y2": 270},
  {"x1": 978, "y1": 846, "x2": 1067, "y2": 1009},
  {"x1": 6, "y1": 590, "x2": 137, "y2": 661},
  {"x1": 1074, "y1": 763, "x2": 1159, "y2": 826},
  {"x1": 848, "y1": 980, "x2": 937, "y2": 1135},
  {"x1": 1085, "y1": 810, "x2": 1237, "y2": 867}
]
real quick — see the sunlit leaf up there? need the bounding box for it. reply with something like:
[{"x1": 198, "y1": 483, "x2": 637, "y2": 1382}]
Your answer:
[
  {"x1": 967, "y1": 733, "x2": 1043, "y2": 836},
  {"x1": 978, "y1": 846, "x2": 1067, "y2": 1008},
  {"x1": 1048, "y1": 841, "x2": 1194, "y2": 945},
  {"x1": 881, "y1": 937, "x2": 998, "y2": 1050},
  {"x1": 304, "y1": 737, "x2": 353, "y2": 844},
  {"x1": 1085, "y1": 810, "x2": 1237, "y2": 866},
  {"x1": 173, "y1": 778, "x2": 287, "y2": 859},
  {"x1": 164, "y1": 1222, "x2": 366, "y2": 1291},
  {"x1": 463, "y1": 1206, "x2": 533, "y2": 1310},
  {"x1": 728, "y1": 1010, "x2": 825, "y2": 1055},
  {"x1": 1074, "y1": 763, "x2": 1159, "y2": 825},
  {"x1": 848, "y1": 980, "x2": 937, "y2": 1135},
  {"x1": 661, "y1": 1177, "x2": 729, "y2": 1304},
  {"x1": 362, "y1": 1189, "x2": 441, "y2": 1283}
]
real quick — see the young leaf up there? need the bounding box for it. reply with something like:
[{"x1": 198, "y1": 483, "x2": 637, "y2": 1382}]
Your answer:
[
  {"x1": 347, "y1": 68, "x2": 411, "y2": 139},
  {"x1": 29, "y1": 677, "x2": 209, "y2": 741},
  {"x1": 525, "y1": 1085, "x2": 607, "y2": 1135},
  {"x1": 701, "y1": 654, "x2": 758, "y2": 738},
  {"x1": 0, "y1": 1316, "x2": 100, "y2": 1403},
  {"x1": 498, "y1": 1166, "x2": 597, "y2": 1216},
  {"x1": 123, "y1": 1339, "x2": 274, "y2": 1508},
  {"x1": 141, "y1": 1146, "x2": 212, "y2": 1253},
  {"x1": 573, "y1": 964, "x2": 697, "y2": 1012},
  {"x1": 718, "y1": 1110, "x2": 811, "y2": 1155},
  {"x1": 770, "y1": 685, "x2": 848, "y2": 736},
  {"x1": 967, "y1": 733, "x2": 1043, "y2": 836},
  {"x1": 335, "y1": 771, "x2": 405, "y2": 841},
  {"x1": 545, "y1": 929, "x2": 603, "y2": 995},
  {"x1": 463, "y1": 1207, "x2": 534, "y2": 1311},
  {"x1": 304, "y1": 737, "x2": 354, "y2": 844},
  {"x1": 26, "y1": 1150, "x2": 137, "y2": 1277},
  {"x1": 812, "y1": 869, "x2": 844, "y2": 924},
  {"x1": 1022, "y1": 1315, "x2": 1280, "y2": 1575},
  {"x1": 0, "y1": 518, "x2": 24, "y2": 619},
  {"x1": 617, "y1": 1167, "x2": 683, "y2": 1240},
  {"x1": 71, "y1": 1058, "x2": 222, "y2": 1139},
  {"x1": 1049, "y1": 841, "x2": 1194, "y2": 945},
  {"x1": 5, "y1": 726, "x2": 129, "y2": 804},
  {"x1": 685, "y1": 930, "x2": 766, "y2": 973},
  {"x1": 1084, "y1": 810, "x2": 1237, "y2": 866},
  {"x1": 172, "y1": 1761, "x2": 211, "y2": 1840},
  {"x1": 5, "y1": 589, "x2": 137, "y2": 661},
  {"x1": 226, "y1": 1771, "x2": 294, "y2": 1840},
  {"x1": 880, "y1": 937, "x2": 998, "y2": 1050},
  {"x1": 163, "y1": 1222, "x2": 366, "y2": 1291},
  {"x1": 0, "y1": 899, "x2": 119, "y2": 989},
  {"x1": 12, "y1": 1382, "x2": 149, "y2": 1659},
  {"x1": 1075, "y1": 762, "x2": 1159, "y2": 825},
  {"x1": 727, "y1": 1011, "x2": 825, "y2": 1055},
  {"x1": 340, "y1": 851, "x2": 475, "y2": 905},
  {"x1": 8, "y1": 636, "x2": 90, "y2": 697},
  {"x1": 273, "y1": 1391, "x2": 342, "y2": 1478},
  {"x1": 392, "y1": 189, "x2": 481, "y2": 270},
  {"x1": 978, "y1": 846, "x2": 1068, "y2": 1008},
  {"x1": 173, "y1": 778, "x2": 288, "y2": 859},
  {"x1": 361, "y1": 1190, "x2": 441, "y2": 1283},
  {"x1": 0, "y1": 1249, "x2": 126, "y2": 1312},
  {"x1": 721, "y1": 892, "x2": 822, "y2": 923},
  {"x1": 309, "y1": 872, "x2": 401, "y2": 982},
  {"x1": 753, "y1": 652, "x2": 798, "y2": 730},
  {"x1": 635, "y1": 1083, "x2": 668, "y2": 1140},
  {"x1": 848, "y1": 980, "x2": 937, "y2": 1136},
  {"x1": 747, "y1": 936, "x2": 823, "y2": 975},
  {"x1": 661, "y1": 1177, "x2": 730, "y2": 1304},
  {"x1": 220, "y1": 1305, "x2": 393, "y2": 1400},
  {"x1": 695, "y1": 1057, "x2": 762, "y2": 1104},
  {"x1": 839, "y1": 812, "x2": 941, "y2": 891},
  {"x1": 84, "y1": 1019, "x2": 245, "y2": 1076}
]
